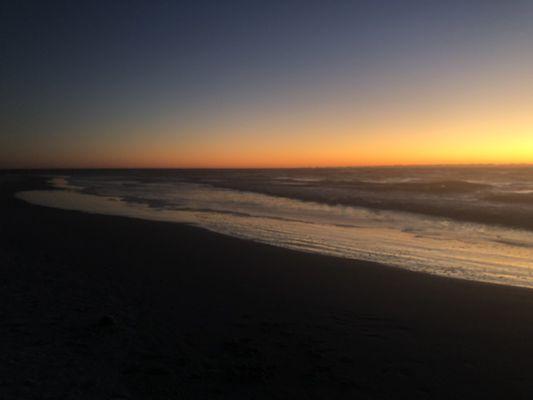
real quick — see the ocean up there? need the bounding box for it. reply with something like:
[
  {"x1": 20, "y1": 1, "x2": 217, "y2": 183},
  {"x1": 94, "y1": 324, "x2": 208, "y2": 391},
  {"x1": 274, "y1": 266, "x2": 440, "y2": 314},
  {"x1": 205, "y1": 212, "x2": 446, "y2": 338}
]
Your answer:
[{"x1": 16, "y1": 166, "x2": 533, "y2": 288}]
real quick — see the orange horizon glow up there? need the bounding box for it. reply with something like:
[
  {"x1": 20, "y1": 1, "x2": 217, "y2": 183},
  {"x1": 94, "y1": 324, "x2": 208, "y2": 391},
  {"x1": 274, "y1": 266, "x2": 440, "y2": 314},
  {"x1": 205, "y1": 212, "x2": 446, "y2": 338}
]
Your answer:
[
  {"x1": 5, "y1": 107, "x2": 531, "y2": 169},
  {"x1": 5, "y1": 145, "x2": 533, "y2": 170},
  {"x1": 3, "y1": 2, "x2": 533, "y2": 171},
  {"x1": 4, "y1": 129, "x2": 533, "y2": 169},
  {"x1": 4, "y1": 124, "x2": 532, "y2": 169},
  {"x1": 3, "y1": 50, "x2": 532, "y2": 170}
]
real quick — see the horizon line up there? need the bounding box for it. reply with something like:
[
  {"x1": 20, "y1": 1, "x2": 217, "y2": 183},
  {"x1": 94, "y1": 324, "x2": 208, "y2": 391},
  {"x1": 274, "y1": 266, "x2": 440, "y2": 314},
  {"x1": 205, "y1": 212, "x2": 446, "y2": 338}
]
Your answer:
[{"x1": 2, "y1": 162, "x2": 533, "y2": 171}]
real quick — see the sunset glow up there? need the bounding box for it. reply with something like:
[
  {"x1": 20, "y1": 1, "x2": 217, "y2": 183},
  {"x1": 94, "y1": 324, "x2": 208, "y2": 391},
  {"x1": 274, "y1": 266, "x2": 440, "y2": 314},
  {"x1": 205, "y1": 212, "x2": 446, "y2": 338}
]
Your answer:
[
  {"x1": 5, "y1": 3, "x2": 533, "y2": 397},
  {"x1": 2, "y1": 1, "x2": 532, "y2": 169}
]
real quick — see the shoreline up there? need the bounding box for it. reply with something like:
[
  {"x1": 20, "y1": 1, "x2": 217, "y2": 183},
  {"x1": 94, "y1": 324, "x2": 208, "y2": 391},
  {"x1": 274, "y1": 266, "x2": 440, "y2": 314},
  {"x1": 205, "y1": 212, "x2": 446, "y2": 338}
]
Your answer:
[
  {"x1": 12, "y1": 167, "x2": 533, "y2": 232},
  {"x1": 2, "y1": 173, "x2": 533, "y2": 398},
  {"x1": 15, "y1": 173, "x2": 533, "y2": 291}
]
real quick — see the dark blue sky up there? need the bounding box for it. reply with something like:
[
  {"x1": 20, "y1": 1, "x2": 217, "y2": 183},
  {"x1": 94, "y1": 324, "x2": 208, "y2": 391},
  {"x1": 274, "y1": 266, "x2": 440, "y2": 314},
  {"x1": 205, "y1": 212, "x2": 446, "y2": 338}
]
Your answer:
[{"x1": 2, "y1": 0, "x2": 532, "y2": 167}]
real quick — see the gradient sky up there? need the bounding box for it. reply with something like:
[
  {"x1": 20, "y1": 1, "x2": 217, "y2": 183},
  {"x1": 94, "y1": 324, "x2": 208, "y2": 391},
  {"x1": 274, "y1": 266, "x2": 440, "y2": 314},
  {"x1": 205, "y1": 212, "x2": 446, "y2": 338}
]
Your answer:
[{"x1": 1, "y1": 0, "x2": 533, "y2": 168}]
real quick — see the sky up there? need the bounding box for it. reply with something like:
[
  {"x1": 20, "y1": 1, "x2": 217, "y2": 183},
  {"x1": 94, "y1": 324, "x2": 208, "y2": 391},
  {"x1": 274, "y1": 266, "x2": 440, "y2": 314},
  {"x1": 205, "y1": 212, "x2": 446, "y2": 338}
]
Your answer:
[{"x1": 1, "y1": 0, "x2": 533, "y2": 168}]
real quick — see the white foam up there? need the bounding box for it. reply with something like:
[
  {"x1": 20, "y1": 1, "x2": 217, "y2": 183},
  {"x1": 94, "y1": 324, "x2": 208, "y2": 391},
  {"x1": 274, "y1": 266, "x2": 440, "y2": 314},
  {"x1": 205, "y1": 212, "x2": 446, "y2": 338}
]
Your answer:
[{"x1": 15, "y1": 178, "x2": 533, "y2": 290}]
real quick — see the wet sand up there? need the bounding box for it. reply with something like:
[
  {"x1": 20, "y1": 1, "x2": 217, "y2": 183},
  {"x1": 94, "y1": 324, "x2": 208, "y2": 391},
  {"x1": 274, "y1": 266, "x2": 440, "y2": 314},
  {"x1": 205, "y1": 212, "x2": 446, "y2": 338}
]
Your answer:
[{"x1": 2, "y1": 173, "x2": 533, "y2": 399}]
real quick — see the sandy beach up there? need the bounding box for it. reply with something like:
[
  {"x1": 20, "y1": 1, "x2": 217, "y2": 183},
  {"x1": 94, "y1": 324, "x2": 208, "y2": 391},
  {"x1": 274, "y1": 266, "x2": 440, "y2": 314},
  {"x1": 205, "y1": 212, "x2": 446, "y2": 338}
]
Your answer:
[{"x1": 2, "y1": 173, "x2": 533, "y2": 399}]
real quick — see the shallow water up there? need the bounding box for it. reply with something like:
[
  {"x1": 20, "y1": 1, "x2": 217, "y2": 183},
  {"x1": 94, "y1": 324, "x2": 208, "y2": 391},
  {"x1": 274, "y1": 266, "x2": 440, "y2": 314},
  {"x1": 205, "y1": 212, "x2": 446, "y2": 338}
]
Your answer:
[{"x1": 16, "y1": 168, "x2": 533, "y2": 289}]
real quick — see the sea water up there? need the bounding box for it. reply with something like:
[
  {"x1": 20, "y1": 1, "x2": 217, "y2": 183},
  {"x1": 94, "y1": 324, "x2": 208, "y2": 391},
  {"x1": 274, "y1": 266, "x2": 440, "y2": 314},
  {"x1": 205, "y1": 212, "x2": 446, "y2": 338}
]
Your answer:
[{"x1": 16, "y1": 167, "x2": 533, "y2": 289}]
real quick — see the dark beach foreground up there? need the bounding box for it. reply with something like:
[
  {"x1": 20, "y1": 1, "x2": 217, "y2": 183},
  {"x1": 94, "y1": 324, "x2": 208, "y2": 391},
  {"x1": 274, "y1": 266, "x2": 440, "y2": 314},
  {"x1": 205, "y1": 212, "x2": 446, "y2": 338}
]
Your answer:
[{"x1": 2, "y1": 174, "x2": 533, "y2": 399}]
